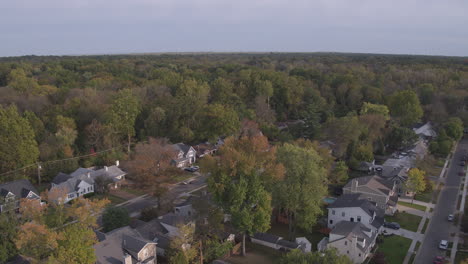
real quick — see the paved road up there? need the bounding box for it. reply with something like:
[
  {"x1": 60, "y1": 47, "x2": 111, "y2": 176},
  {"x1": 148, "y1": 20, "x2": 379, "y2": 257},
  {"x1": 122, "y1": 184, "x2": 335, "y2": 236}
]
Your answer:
[
  {"x1": 415, "y1": 139, "x2": 466, "y2": 264},
  {"x1": 120, "y1": 173, "x2": 208, "y2": 217}
]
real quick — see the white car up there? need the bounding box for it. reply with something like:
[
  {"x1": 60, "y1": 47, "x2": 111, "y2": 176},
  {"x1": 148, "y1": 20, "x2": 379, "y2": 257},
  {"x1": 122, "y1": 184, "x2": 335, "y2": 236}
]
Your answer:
[
  {"x1": 448, "y1": 214, "x2": 454, "y2": 221},
  {"x1": 439, "y1": 240, "x2": 448, "y2": 250}
]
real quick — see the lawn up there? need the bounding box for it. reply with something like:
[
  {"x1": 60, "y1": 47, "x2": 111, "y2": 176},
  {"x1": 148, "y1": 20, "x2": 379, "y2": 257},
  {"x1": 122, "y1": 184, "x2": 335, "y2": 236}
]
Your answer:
[
  {"x1": 225, "y1": 241, "x2": 283, "y2": 264},
  {"x1": 456, "y1": 251, "x2": 468, "y2": 264},
  {"x1": 93, "y1": 193, "x2": 126, "y2": 205},
  {"x1": 398, "y1": 201, "x2": 426, "y2": 211},
  {"x1": 376, "y1": 236, "x2": 412, "y2": 264},
  {"x1": 385, "y1": 212, "x2": 422, "y2": 232},
  {"x1": 120, "y1": 187, "x2": 147, "y2": 196},
  {"x1": 414, "y1": 191, "x2": 433, "y2": 203},
  {"x1": 421, "y1": 219, "x2": 429, "y2": 234}
]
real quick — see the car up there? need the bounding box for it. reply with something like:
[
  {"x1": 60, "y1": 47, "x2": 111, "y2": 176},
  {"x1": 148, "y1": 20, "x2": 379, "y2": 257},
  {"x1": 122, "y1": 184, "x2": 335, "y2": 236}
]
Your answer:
[
  {"x1": 439, "y1": 240, "x2": 448, "y2": 250},
  {"x1": 448, "y1": 214, "x2": 454, "y2": 221},
  {"x1": 383, "y1": 222, "x2": 400, "y2": 230},
  {"x1": 375, "y1": 167, "x2": 383, "y2": 172},
  {"x1": 184, "y1": 166, "x2": 200, "y2": 172},
  {"x1": 461, "y1": 161, "x2": 466, "y2": 166},
  {"x1": 433, "y1": 256, "x2": 445, "y2": 264}
]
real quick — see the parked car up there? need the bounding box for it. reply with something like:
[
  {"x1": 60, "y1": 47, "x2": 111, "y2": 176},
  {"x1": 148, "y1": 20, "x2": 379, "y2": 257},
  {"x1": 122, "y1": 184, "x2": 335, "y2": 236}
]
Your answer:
[
  {"x1": 460, "y1": 161, "x2": 466, "y2": 166},
  {"x1": 383, "y1": 222, "x2": 400, "y2": 230},
  {"x1": 439, "y1": 240, "x2": 448, "y2": 250},
  {"x1": 184, "y1": 166, "x2": 199, "y2": 172},
  {"x1": 433, "y1": 256, "x2": 445, "y2": 264},
  {"x1": 448, "y1": 214, "x2": 454, "y2": 221},
  {"x1": 382, "y1": 230, "x2": 394, "y2": 237}
]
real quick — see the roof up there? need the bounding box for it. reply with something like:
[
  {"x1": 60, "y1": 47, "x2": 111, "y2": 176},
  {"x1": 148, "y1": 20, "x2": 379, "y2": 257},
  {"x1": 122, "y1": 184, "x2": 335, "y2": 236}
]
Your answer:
[
  {"x1": 0, "y1": 179, "x2": 39, "y2": 200},
  {"x1": 52, "y1": 172, "x2": 73, "y2": 185},
  {"x1": 252, "y1": 232, "x2": 281, "y2": 244},
  {"x1": 344, "y1": 176, "x2": 393, "y2": 196},
  {"x1": 383, "y1": 156, "x2": 414, "y2": 170},
  {"x1": 328, "y1": 194, "x2": 377, "y2": 217},
  {"x1": 331, "y1": 221, "x2": 371, "y2": 238},
  {"x1": 413, "y1": 122, "x2": 437, "y2": 137},
  {"x1": 277, "y1": 239, "x2": 300, "y2": 249},
  {"x1": 158, "y1": 213, "x2": 191, "y2": 227},
  {"x1": 51, "y1": 173, "x2": 94, "y2": 194},
  {"x1": 122, "y1": 234, "x2": 152, "y2": 258},
  {"x1": 172, "y1": 143, "x2": 193, "y2": 155}
]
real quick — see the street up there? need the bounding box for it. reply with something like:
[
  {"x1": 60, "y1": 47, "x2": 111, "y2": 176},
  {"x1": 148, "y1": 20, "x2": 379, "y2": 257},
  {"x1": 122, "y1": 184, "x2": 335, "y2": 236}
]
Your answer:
[{"x1": 415, "y1": 139, "x2": 466, "y2": 264}]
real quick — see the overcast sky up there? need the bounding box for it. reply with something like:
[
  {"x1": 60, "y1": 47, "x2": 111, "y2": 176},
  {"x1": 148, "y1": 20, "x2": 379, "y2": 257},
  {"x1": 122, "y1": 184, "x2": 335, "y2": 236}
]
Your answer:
[{"x1": 1, "y1": 0, "x2": 467, "y2": 57}]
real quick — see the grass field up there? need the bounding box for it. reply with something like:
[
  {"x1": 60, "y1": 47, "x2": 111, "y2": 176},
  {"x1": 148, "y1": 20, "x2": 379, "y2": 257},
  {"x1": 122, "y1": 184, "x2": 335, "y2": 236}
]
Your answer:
[
  {"x1": 225, "y1": 242, "x2": 283, "y2": 264},
  {"x1": 385, "y1": 212, "x2": 422, "y2": 232},
  {"x1": 377, "y1": 236, "x2": 412, "y2": 264},
  {"x1": 398, "y1": 201, "x2": 426, "y2": 211},
  {"x1": 455, "y1": 251, "x2": 468, "y2": 264}
]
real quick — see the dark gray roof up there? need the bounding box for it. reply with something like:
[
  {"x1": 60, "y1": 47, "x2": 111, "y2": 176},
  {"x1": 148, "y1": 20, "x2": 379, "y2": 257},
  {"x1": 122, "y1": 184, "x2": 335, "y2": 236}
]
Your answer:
[
  {"x1": 158, "y1": 213, "x2": 190, "y2": 227},
  {"x1": 331, "y1": 221, "x2": 371, "y2": 239},
  {"x1": 135, "y1": 219, "x2": 169, "y2": 239},
  {"x1": 277, "y1": 239, "x2": 300, "y2": 249},
  {"x1": 329, "y1": 194, "x2": 377, "y2": 217},
  {"x1": 52, "y1": 172, "x2": 73, "y2": 185},
  {"x1": 153, "y1": 234, "x2": 171, "y2": 250},
  {"x1": 0, "y1": 179, "x2": 39, "y2": 199},
  {"x1": 253, "y1": 232, "x2": 281, "y2": 244},
  {"x1": 173, "y1": 143, "x2": 192, "y2": 155},
  {"x1": 122, "y1": 234, "x2": 150, "y2": 257},
  {"x1": 95, "y1": 231, "x2": 106, "y2": 242}
]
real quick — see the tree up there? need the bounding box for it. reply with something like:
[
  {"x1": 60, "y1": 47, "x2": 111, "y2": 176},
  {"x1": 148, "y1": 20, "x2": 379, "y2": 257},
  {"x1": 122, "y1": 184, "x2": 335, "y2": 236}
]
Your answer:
[
  {"x1": 360, "y1": 102, "x2": 389, "y2": 119},
  {"x1": 7, "y1": 68, "x2": 40, "y2": 94},
  {"x1": 140, "y1": 206, "x2": 159, "y2": 222},
  {"x1": 0, "y1": 105, "x2": 39, "y2": 175},
  {"x1": 278, "y1": 248, "x2": 352, "y2": 264},
  {"x1": 94, "y1": 175, "x2": 113, "y2": 194},
  {"x1": 274, "y1": 143, "x2": 328, "y2": 239},
  {"x1": 198, "y1": 104, "x2": 240, "y2": 141},
  {"x1": 205, "y1": 134, "x2": 284, "y2": 256},
  {"x1": 15, "y1": 222, "x2": 61, "y2": 261},
  {"x1": 444, "y1": 117, "x2": 463, "y2": 141},
  {"x1": 168, "y1": 224, "x2": 198, "y2": 263},
  {"x1": 203, "y1": 239, "x2": 233, "y2": 263},
  {"x1": 387, "y1": 90, "x2": 423, "y2": 126},
  {"x1": 102, "y1": 207, "x2": 131, "y2": 232},
  {"x1": 107, "y1": 88, "x2": 140, "y2": 153},
  {"x1": 19, "y1": 198, "x2": 45, "y2": 223},
  {"x1": 330, "y1": 161, "x2": 349, "y2": 184},
  {"x1": 405, "y1": 168, "x2": 426, "y2": 203},
  {"x1": 50, "y1": 224, "x2": 97, "y2": 264},
  {"x1": 0, "y1": 210, "x2": 18, "y2": 263},
  {"x1": 385, "y1": 124, "x2": 418, "y2": 151},
  {"x1": 323, "y1": 115, "x2": 363, "y2": 158}
]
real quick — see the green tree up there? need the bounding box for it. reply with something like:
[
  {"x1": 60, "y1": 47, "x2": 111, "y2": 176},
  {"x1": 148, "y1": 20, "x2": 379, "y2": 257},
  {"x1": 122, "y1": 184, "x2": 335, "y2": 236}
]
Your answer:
[
  {"x1": 107, "y1": 88, "x2": 140, "y2": 153},
  {"x1": 274, "y1": 143, "x2": 328, "y2": 239},
  {"x1": 203, "y1": 239, "x2": 233, "y2": 263},
  {"x1": 102, "y1": 207, "x2": 131, "y2": 232},
  {"x1": 0, "y1": 105, "x2": 39, "y2": 175},
  {"x1": 406, "y1": 168, "x2": 426, "y2": 203},
  {"x1": 7, "y1": 68, "x2": 39, "y2": 94},
  {"x1": 51, "y1": 224, "x2": 97, "y2": 264},
  {"x1": 387, "y1": 90, "x2": 423, "y2": 126},
  {"x1": 278, "y1": 248, "x2": 352, "y2": 264},
  {"x1": 444, "y1": 117, "x2": 463, "y2": 140},
  {"x1": 360, "y1": 102, "x2": 390, "y2": 119},
  {"x1": 23, "y1": 110, "x2": 45, "y2": 142},
  {"x1": 198, "y1": 104, "x2": 240, "y2": 141},
  {"x1": 0, "y1": 210, "x2": 18, "y2": 263},
  {"x1": 385, "y1": 124, "x2": 418, "y2": 150},
  {"x1": 330, "y1": 161, "x2": 349, "y2": 184}
]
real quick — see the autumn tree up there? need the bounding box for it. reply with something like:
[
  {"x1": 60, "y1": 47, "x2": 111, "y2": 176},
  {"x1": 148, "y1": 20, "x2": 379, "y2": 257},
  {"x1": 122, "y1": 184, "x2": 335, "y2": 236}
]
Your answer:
[
  {"x1": 274, "y1": 143, "x2": 328, "y2": 239},
  {"x1": 205, "y1": 134, "x2": 284, "y2": 255},
  {"x1": 0, "y1": 104, "x2": 39, "y2": 175},
  {"x1": 406, "y1": 168, "x2": 426, "y2": 203},
  {"x1": 107, "y1": 88, "x2": 140, "y2": 153},
  {"x1": 15, "y1": 222, "x2": 61, "y2": 260}
]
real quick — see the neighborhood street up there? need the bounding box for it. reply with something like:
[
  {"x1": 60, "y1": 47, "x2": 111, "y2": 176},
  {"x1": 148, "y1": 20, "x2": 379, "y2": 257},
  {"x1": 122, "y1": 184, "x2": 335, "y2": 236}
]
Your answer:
[{"x1": 415, "y1": 139, "x2": 466, "y2": 264}]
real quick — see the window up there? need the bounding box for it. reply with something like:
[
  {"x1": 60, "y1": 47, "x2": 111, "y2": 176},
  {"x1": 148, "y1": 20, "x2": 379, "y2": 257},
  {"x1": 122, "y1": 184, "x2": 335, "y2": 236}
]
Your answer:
[
  {"x1": 329, "y1": 220, "x2": 333, "y2": 224},
  {"x1": 357, "y1": 216, "x2": 361, "y2": 222},
  {"x1": 347, "y1": 250, "x2": 349, "y2": 254},
  {"x1": 350, "y1": 217, "x2": 354, "y2": 222},
  {"x1": 359, "y1": 253, "x2": 361, "y2": 257},
  {"x1": 344, "y1": 241, "x2": 347, "y2": 245},
  {"x1": 342, "y1": 212, "x2": 345, "y2": 217},
  {"x1": 68, "y1": 194, "x2": 74, "y2": 199},
  {"x1": 332, "y1": 210, "x2": 335, "y2": 215}
]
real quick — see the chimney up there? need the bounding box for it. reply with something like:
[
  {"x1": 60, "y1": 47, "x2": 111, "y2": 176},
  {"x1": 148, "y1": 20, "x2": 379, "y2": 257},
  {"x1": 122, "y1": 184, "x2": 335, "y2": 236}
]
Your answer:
[
  {"x1": 353, "y1": 179, "x2": 358, "y2": 192},
  {"x1": 104, "y1": 166, "x2": 108, "y2": 171},
  {"x1": 87, "y1": 172, "x2": 91, "y2": 178},
  {"x1": 123, "y1": 253, "x2": 132, "y2": 264},
  {"x1": 116, "y1": 160, "x2": 120, "y2": 167}
]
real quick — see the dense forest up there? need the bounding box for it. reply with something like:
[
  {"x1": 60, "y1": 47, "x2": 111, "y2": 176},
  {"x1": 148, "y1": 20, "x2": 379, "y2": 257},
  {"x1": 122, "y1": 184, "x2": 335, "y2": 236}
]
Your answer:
[{"x1": 0, "y1": 53, "x2": 467, "y2": 183}]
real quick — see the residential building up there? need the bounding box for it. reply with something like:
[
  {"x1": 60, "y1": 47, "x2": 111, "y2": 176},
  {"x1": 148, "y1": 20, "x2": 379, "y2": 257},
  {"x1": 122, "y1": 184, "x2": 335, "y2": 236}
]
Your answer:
[
  {"x1": 50, "y1": 161, "x2": 126, "y2": 203},
  {"x1": 194, "y1": 142, "x2": 217, "y2": 158},
  {"x1": 413, "y1": 122, "x2": 437, "y2": 140},
  {"x1": 94, "y1": 226, "x2": 157, "y2": 264},
  {"x1": 171, "y1": 143, "x2": 196, "y2": 168},
  {"x1": 251, "y1": 233, "x2": 302, "y2": 252},
  {"x1": 343, "y1": 176, "x2": 398, "y2": 215},
  {"x1": 0, "y1": 179, "x2": 40, "y2": 213},
  {"x1": 326, "y1": 221, "x2": 377, "y2": 264},
  {"x1": 327, "y1": 194, "x2": 384, "y2": 233}
]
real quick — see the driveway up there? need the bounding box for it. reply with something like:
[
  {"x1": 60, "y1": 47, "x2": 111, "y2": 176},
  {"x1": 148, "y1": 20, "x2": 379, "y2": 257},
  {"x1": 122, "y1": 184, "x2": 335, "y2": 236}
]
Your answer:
[
  {"x1": 383, "y1": 227, "x2": 423, "y2": 241},
  {"x1": 415, "y1": 140, "x2": 466, "y2": 264}
]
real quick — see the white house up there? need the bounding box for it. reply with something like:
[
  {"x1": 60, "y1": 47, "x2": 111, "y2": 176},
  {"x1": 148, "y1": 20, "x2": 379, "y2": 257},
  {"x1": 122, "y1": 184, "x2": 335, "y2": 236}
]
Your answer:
[
  {"x1": 0, "y1": 179, "x2": 41, "y2": 213},
  {"x1": 327, "y1": 194, "x2": 384, "y2": 233},
  {"x1": 171, "y1": 143, "x2": 197, "y2": 168},
  {"x1": 327, "y1": 221, "x2": 377, "y2": 264}
]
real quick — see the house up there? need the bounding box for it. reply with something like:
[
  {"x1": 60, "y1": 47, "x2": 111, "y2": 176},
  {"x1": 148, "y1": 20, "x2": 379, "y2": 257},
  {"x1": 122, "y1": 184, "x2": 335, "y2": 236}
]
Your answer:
[
  {"x1": 171, "y1": 143, "x2": 196, "y2": 168},
  {"x1": 0, "y1": 179, "x2": 40, "y2": 213},
  {"x1": 194, "y1": 142, "x2": 217, "y2": 158},
  {"x1": 327, "y1": 194, "x2": 384, "y2": 233},
  {"x1": 94, "y1": 226, "x2": 157, "y2": 264},
  {"x1": 50, "y1": 161, "x2": 126, "y2": 203},
  {"x1": 357, "y1": 160, "x2": 375, "y2": 173},
  {"x1": 343, "y1": 176, "x2": 398, "y2": 215},
  {"x1": 326, "y1": 221, "x2": 377, "y2": 264},
  {"x1": 413, "y1": 122, "x2": 437, "y2": 140}
]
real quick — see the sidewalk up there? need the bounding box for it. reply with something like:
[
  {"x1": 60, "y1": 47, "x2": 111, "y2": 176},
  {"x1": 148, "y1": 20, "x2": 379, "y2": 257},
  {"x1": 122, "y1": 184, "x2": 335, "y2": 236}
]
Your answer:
[
  {"x1": 396, "y1": 204, "x2": 428, "y2": 218},
  {"x1": 449, "y1": 165, "x2": 468, "y2": 263},
  {"x1": 398, "y1": 198, "x2": 435, "y2": 208}
]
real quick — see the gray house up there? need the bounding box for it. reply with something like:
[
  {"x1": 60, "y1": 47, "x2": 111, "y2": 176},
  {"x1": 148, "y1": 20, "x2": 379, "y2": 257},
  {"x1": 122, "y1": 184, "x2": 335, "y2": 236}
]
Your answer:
[
  {"x1": 171, "y1": 143, "x2": 196, "y2": 168},
  {"x1": 343, "y1": 176, "x2": 398, "y2": 215},
  {"x1": 0, "y1": 179, "x2": 40, "y2": 213}
]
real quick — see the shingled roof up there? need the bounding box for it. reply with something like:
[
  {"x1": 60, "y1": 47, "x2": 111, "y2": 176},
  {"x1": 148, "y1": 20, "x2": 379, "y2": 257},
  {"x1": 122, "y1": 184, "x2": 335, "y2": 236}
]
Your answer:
[{"x1": 0, "y1": 179, "x2": 39, "y2": 200}]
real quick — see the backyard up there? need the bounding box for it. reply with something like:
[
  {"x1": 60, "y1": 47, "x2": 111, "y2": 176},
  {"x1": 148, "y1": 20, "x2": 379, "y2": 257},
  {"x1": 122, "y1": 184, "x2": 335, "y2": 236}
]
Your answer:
[
  {"x1": 376, "y1": 236, "x2": 412, "y2": 264},
  {"x1": 224, "y1": 241, "x2": 283, "y2": 264},
  {"x1": 268, "y1": 222, "x2": 327, "y2": 251},
  {"x1": 385, "y1": 212, "x2": 422, "y2": 232},
  {"x1": 397, "y1": 201, "x2": 426, "y2": 211}
]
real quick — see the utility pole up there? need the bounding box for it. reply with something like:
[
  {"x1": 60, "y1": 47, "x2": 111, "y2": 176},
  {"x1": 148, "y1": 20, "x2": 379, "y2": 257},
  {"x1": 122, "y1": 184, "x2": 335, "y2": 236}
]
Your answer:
[{"x1": 37, "y1": 163, "x2": 42, "y2": 185}]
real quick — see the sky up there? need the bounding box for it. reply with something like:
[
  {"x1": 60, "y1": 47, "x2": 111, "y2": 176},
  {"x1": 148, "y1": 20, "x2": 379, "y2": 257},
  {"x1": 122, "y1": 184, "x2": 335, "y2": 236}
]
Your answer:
[{"x1": 1, "y1": 0, "x2": 467, "y2": 57}]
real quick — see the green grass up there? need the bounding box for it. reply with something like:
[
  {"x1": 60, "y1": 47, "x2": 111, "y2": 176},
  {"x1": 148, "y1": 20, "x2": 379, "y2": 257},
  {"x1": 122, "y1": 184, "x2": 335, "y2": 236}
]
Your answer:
[
  {"x1": 408, "y1": 253, "x2": 416, "y2": 264},
  {"x1": 398, "y1": 201, "x2": 426, "y2": 211},
  {"x1": 377, "y1": 236, "x2": 412, "y2": 264},
  {"x1": 455, "y1": 251, "x2": 468, "y2": 264},
  {"x1": 120, "y1": 187, "x2": 147, "y2": 196},
  {"x1": 414, "y1": 191, "x2": 433, "y2": 203},
  {"x1": 226, "y1": 241, "x2": 283, "y2": 264},
  {"x1": 414, "y1": 241, "x2": 421, "y2": 252},
  {"x1": 385, "y1": 212, "x2": 422, "y2": 232},
  {"x1": 421, "y1": 219, "x2": 429, "y2": 234}
]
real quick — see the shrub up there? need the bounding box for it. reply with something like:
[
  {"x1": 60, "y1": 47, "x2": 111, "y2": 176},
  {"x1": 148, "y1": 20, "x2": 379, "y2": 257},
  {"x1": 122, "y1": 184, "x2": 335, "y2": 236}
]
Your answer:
[{"x1": 102, "y1": 207, "x2": 130, "y2": 232}]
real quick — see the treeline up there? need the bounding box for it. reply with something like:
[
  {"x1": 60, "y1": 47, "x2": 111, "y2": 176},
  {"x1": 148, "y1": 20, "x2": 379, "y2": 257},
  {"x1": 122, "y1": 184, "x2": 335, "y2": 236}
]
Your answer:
[{"x1": 0, "y1": 53, "x2": 467, "y2": 182}]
